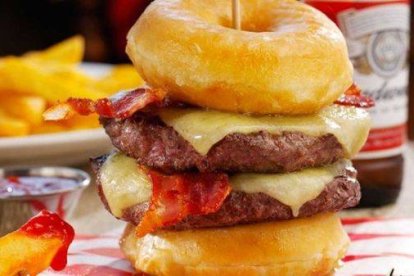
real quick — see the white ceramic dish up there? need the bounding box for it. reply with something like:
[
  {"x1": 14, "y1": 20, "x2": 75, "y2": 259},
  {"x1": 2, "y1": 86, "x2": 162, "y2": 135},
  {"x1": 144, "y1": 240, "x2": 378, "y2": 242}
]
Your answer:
[
  {"x1": 0, "y1": 128, "x2": 111, "y2": 166},
  {"x1": 0, "y1": 63, "x2": 113, "y2": 166}
]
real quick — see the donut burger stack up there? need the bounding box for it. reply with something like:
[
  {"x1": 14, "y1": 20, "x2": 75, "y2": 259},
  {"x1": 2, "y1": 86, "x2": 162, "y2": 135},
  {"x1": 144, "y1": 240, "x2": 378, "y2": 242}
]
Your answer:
[{"x1": 69, "y1": 0, "x2": 372, "y2": 275}]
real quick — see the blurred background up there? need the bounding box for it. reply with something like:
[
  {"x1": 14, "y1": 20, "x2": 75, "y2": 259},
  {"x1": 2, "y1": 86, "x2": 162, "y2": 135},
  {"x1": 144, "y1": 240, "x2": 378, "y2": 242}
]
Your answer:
[{"x1": 0, "y1": 0, "x2": 152, "y2": 63}]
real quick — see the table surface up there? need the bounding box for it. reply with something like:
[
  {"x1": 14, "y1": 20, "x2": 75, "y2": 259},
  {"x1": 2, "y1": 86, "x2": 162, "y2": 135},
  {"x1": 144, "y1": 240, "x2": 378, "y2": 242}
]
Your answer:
[{"x1": 69, "y1": 143, "x2": 414, "y2": 234}]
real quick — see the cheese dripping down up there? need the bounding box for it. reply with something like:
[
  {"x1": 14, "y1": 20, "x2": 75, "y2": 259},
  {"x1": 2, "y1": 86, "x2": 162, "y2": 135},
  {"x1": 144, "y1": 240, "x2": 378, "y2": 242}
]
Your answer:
[
  {"x1": 157, "y1": 104, "x2": 371, "y2": 158},
  {"x1": 99, "y1": 153, "x2": 354, "y2": 218},
  {"x1": 231, "y1": 159, "x2": 354, "y2": 217},
  {"x1": 100, "y1": 153, "x2": 152, "y2": 218}
]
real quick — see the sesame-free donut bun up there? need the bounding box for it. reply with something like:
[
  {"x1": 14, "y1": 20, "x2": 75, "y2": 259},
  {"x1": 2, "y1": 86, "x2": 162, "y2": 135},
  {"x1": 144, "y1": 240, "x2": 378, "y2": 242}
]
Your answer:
[
  {"x1": 120, "y1": 213, "x2": 349, "y2": 276},
  {"x1": 126, "y1": 0, "x2": 353, "y2": 115}
]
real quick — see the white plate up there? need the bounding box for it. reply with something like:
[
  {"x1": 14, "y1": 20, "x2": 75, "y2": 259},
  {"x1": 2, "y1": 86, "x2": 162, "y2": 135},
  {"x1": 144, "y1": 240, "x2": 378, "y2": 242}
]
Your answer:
[{"x1": 0, "y1": 63, "x2": 114, "y2": 166}]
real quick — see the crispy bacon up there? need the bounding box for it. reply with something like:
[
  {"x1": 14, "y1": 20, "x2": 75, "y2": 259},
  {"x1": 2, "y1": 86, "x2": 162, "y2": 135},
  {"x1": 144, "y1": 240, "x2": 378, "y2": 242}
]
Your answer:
[
  {"x1": 66, "y1": 98, "x2": 95, "y2": 115},
  {"x1": 43, "y1": 87, "x2": 166, "y2": 121},
  {"x1": 335, "y1": 84, "x2": 374, "y2": 108},
  {"x1": 136, "y1": 169, "x2": 231, "y2": 237}
]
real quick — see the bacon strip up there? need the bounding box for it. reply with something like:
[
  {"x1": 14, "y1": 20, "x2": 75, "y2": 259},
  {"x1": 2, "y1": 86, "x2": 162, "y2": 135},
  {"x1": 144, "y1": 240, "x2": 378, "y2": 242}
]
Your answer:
[
  {"x1": 335, "y1": 84, "x2": 374, "y2": 108},
  {"x1": 136, "y1": 169, "x2": 231, "y2": 237},
  {"x1": 43, "y1": 87, "x2": 166, "y2": 121},
  {"x1": 44, "y1": 84, "x2": 372, "y2": 122}
]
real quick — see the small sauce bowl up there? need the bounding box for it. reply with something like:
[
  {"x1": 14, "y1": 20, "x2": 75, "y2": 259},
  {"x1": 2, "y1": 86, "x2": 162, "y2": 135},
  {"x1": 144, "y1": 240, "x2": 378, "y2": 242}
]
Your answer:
[{"x1": 0, "y1": 167, "x2": 90, "y2": 236}]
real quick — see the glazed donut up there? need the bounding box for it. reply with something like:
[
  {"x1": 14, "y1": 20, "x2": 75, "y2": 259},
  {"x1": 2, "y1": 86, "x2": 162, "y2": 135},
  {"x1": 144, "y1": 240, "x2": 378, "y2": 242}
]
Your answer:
[
  {"x1": 120, "y1": 213, "x2": 349, "y2": 276},
  {"x1": 126, "y1": 0, "x2": 353, "y2": 115}
]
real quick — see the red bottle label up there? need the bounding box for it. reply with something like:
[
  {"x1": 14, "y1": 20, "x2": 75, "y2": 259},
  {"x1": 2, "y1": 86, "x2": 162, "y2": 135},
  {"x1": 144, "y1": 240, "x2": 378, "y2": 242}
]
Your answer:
[{"x1": 306, "y1": 0, "x2": 410, "y2": 159}]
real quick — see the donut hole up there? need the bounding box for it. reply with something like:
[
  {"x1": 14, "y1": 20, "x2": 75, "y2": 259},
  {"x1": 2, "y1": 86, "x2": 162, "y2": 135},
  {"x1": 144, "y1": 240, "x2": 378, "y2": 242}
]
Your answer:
[
  {"x1": 184, "y1": 0, "x2": 307, "y2": 34},
  {"x1": 218, "y1": 16, "x2": 277, "y2": 33}
]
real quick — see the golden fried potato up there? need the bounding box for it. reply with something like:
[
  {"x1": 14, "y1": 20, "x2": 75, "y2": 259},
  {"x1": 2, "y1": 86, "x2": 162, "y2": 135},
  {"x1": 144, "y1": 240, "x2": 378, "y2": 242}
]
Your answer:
[
  {"x1": 24, "y1": 36, "x2": 84, "y2": 65},
  {"x1": 63, "y1": 114, "x2": 100, "y2": 130},
  {"x1": 31, "y1": 122, "x2": 68, "y2": 134},
  {"x1": 96, "y1": 64, "x2": 144, "y2": 93},
  {"x1": 0, "y1": 95, "x2": 46, "y2": 126},
  {"x1": 0, "y1": 36, "x2": 146, "y2": 137},
  {"x1": 0, "y1": 110, "x2": 29, "y2": 136},
  {"x1": 0, "y1": 231, "x2": 62, "y2": 276},
  {"x1": 0, "y1": 58, "x2": 105, "y2": 102}
]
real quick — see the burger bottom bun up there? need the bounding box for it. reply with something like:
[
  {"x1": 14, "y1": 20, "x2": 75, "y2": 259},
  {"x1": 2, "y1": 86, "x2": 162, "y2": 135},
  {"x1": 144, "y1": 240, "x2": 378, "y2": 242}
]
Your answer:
[{"x1": 120, "y1": 213, "x2": 349, "y2": 276}]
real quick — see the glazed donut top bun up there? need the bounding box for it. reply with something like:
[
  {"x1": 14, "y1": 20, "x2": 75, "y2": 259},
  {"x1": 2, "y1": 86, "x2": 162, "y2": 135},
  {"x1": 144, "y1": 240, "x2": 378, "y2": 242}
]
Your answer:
[{"x1": 127, "y1": 0, "x2": 353, "y2": 115}]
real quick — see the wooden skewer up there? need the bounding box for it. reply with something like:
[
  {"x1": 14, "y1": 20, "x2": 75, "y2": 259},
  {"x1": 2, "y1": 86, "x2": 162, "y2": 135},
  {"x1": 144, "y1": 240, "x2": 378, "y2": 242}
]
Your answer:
[{"x1": 232, "y1": 0, "x2": 241, "y2": 30}]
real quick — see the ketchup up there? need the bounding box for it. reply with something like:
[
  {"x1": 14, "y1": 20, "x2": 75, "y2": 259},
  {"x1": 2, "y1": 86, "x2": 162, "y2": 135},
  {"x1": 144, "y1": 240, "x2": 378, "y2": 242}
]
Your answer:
[
  {"x1": 0, "y1": 176, "x2": 79, "y2": 198},
  {"x1": 19, "y1": 210, "x2": 75, "y2": 271}
]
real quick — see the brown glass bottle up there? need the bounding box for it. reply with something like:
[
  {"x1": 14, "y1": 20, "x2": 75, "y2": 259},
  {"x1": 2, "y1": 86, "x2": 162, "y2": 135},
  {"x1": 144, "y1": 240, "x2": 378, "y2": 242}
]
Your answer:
[
  {"x1": 306, "y1": 0, "x2": 409, "y2": 207},
  {"x1": 354, "y1": 156, "x2": 403, "y2": 207}
]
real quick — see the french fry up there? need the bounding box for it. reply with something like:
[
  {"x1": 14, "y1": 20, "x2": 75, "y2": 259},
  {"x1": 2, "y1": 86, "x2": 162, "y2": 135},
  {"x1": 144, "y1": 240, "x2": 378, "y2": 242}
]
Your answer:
[
  {"x1": 0, "y1": 231, "x2": 62, "y2": 276},
  {"x1": 0, "y1": 58, "x2": 105, "y2": 102},
  {"x1": 64, "y1": 114, "x2": 100, "y2": 130},
  {"x1": 23, "y1": 36, "x2": 85, "y2": 65},
  {"x1": 0, "y1": 110, "x2": 29, "y2": 136},
  {"x1": 31, "y1": 122, "x2": 68, "y2": 134},
  {"x1": 0, "y1": 36, "x2": 145, "y2": 137},
  {"x1": 42, "y1": 103, "x2": 100, "y2": 131},
  {"x1": 49, "y1": 64, "x2": 96, "y2": 85},
  {"x1": 96, "y1": 64, "x2": 144, "y2": 94},
  {"x1": 0, "y1": 95, "x2": 46, "y2": 126},
  {"x1": 41, "y1": 102, "x2": 99, "y2": 133},
  {"x1": 0, "y1": 210, "x2": 74, "y2": 275}
]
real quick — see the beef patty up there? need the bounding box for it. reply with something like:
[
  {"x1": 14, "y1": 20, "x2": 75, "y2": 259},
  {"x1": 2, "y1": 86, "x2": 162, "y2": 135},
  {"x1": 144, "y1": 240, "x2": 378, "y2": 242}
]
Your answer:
[
  {"x1": 101, "y1": 113, "x2": 344, "y2": 173},
  {"x1": 91, "y1": 156, "x2": 360, "y2": 231}
]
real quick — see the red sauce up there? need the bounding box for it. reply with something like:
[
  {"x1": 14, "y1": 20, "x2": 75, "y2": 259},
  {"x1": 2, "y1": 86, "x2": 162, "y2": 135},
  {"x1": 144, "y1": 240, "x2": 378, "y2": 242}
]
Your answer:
[
  {"x1": 7, "y1": 176, "x2": 19, "y2": 183},
  {"x1": 0, "y1": 176, "x2": 79, "y2": 198},
  {"x1": 136, "y1": 168, "x2": 231, "y2": 237},
  {"x1": 19, "y1": 210, "x2": 75, "y2": 271},
  {"x1": 1, "y1": 176, "x2": 31, "y2": 195}
]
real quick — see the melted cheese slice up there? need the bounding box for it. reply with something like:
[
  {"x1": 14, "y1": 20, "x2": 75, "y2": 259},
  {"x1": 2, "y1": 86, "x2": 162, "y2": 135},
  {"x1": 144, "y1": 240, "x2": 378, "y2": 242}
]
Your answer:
[
  {"x1": 99, "y1": 153, "x2": 353, "y2": 218},
  {"x1": 231, "y1": 159, "x2": 354, "y2": 216},
  {"x1": 100, "y1": 152, "x2": 152, "y2": 217},
  {"x1": 158, "y1": 105, "x2": 370, "y2": 158}
]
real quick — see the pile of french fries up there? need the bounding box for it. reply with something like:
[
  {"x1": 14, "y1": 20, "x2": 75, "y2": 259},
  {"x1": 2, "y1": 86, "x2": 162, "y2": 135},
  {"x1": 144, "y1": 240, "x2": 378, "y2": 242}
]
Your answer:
[{"x1": 0, "y1": 36, "x2": 144, "y2": 137}]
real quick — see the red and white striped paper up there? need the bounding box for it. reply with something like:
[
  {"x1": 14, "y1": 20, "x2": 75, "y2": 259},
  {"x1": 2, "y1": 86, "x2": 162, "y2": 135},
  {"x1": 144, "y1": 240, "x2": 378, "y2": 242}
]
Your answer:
[{"x1": 41, "y1": 217, "x2": 414, "y2": 276}]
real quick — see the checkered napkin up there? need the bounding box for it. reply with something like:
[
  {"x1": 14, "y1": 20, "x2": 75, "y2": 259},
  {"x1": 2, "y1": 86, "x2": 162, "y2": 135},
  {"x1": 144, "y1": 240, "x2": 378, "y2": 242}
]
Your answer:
[{"x1": 41, "y1": 217, "x2": 414, "y2": 276}]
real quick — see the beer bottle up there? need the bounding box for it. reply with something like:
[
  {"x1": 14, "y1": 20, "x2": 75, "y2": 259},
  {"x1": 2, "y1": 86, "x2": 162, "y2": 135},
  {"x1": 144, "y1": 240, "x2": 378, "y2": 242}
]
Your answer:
[{"x1": 305, "y1": 0, "x2": 410, "y2": 206}]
